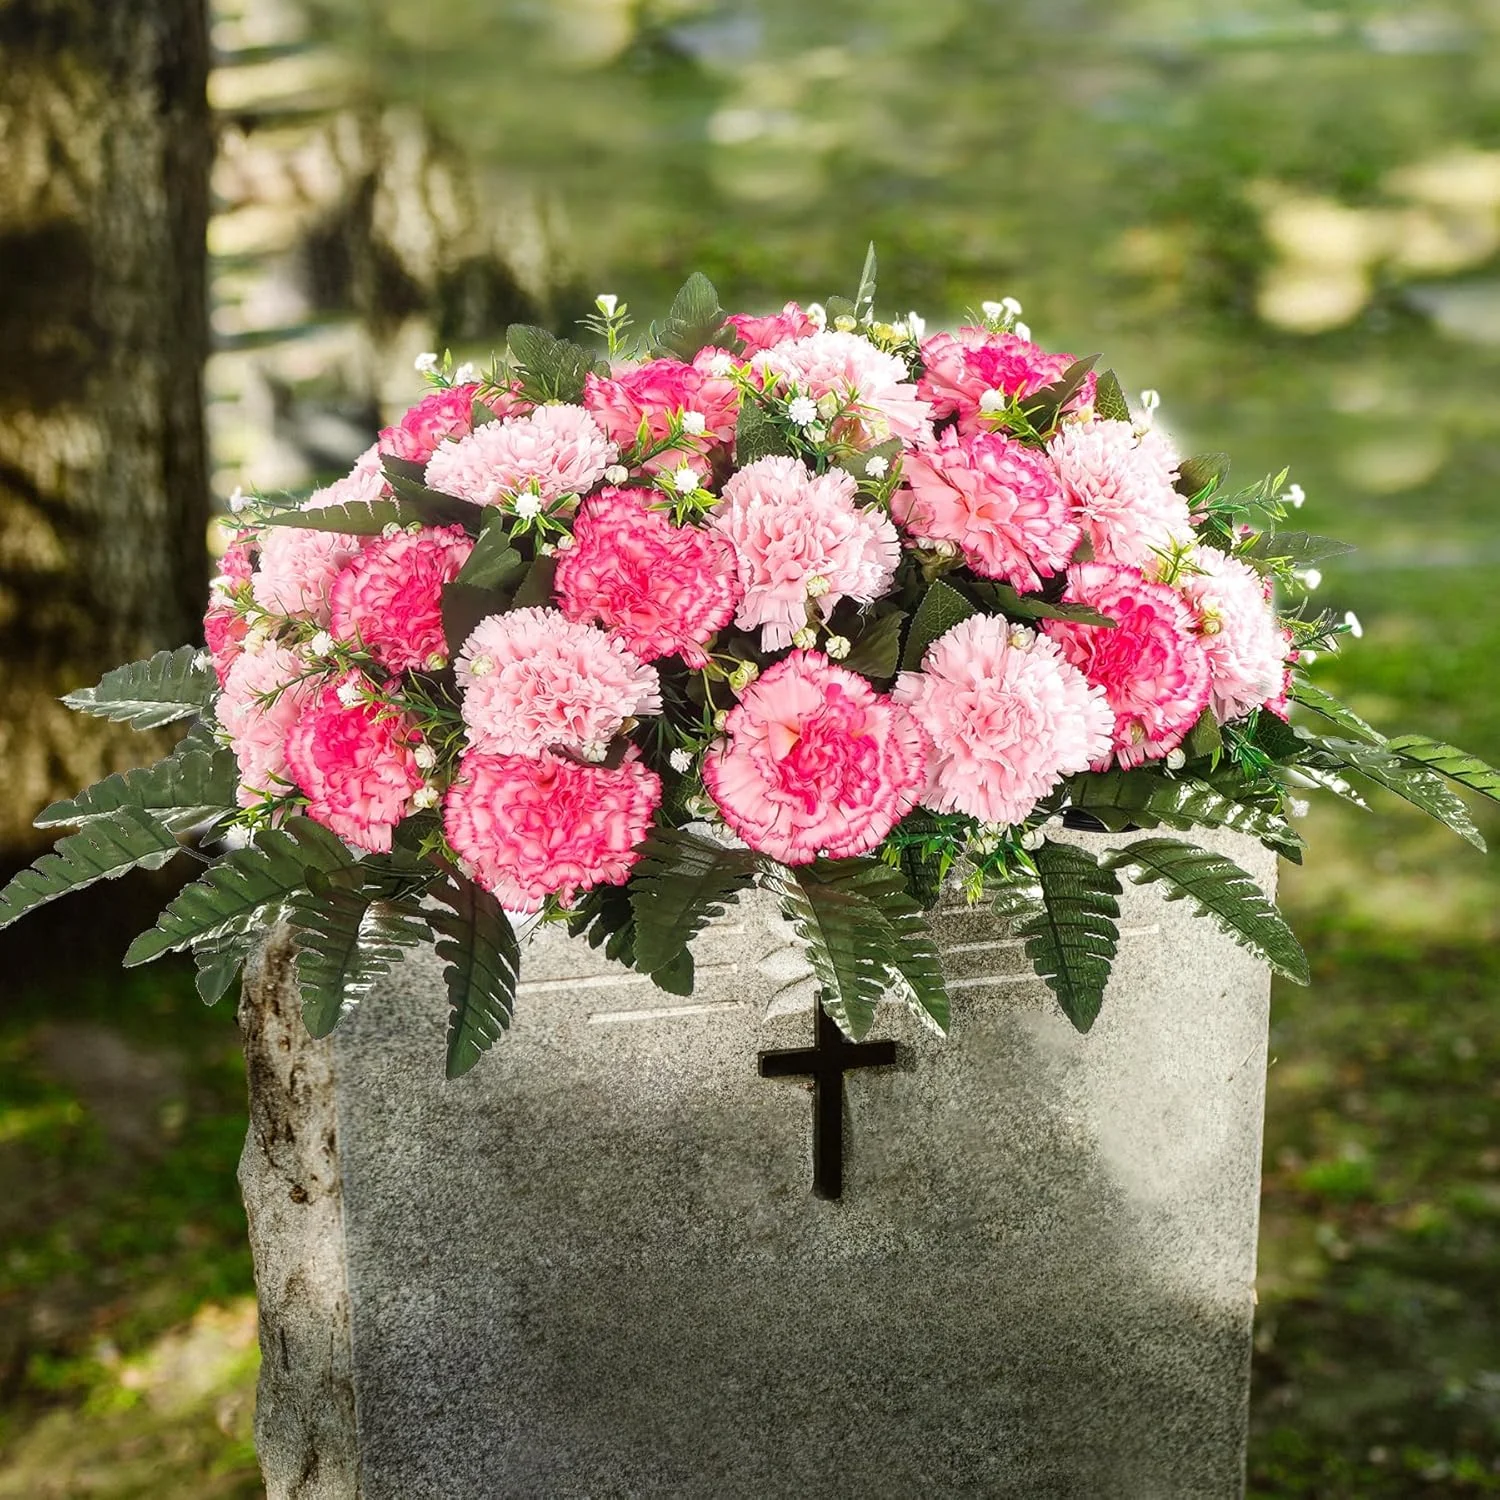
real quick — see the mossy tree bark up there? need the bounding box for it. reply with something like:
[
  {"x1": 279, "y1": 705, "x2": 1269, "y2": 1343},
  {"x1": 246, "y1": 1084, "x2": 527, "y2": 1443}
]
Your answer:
[{"x1": 0, "y1": 0, "x2": 212, "y2": 858}]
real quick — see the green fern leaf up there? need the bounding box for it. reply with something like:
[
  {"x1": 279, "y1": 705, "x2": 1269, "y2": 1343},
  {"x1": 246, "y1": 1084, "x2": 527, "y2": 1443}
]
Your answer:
[
  {"x1": 61, "y1": 646, "x2": 215, "y2": 730},
  {"x1": 1102, "y1": 836, "x2": 1309, "y2": 983},
  {"x1": 0, "y1": 809, "x2": 181, "y2": 931},
  {"x1": 428, "y1": 871, "x2": 521, "y2": 1079},
  {"x1": 1289, "y1": 681, "x2": 1385, "y2": 744},
  {"x1": 124, "y1": 817, "x2": 355, "y2": 967},
  {"x1": 629, "y1": 827, "x2": 758, "y2": 984},
  {"x1": 1303, "y1": 738, "x2": 1485, "y2": 851},
  {"x1": 1385, "y1": 735, "x2": 1500, "y2": 805},
  {"x1": 191, "y1": 926, "x2": 262, "y2": 1005}
]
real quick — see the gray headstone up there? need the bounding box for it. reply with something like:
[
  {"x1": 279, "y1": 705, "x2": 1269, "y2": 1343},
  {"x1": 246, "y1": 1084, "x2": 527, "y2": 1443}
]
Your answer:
[{"x1": 241, "y1": 828, "x2": 1275, "y2": 1499}]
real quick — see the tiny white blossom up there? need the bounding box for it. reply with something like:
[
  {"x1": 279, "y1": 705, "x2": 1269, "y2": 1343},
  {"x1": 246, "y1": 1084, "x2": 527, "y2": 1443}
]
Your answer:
[
  {"x1": 787, "y1": 395, "x2": 819, "y2": 427},
  {"x1": 1002, "y1": 296, "x2": 1023, "y2": 316},
  {"x1": 453, "y1": 362, "x2": 477, "y2": 385},
  {"x1": 581, "y1": 742, "x2": 609, "y2": 764},
  {"x1": 681, "y1": 410, "x2": 707, "y2": 436},
  {"x1": 413, "y1": 744, "x2": 437, "y2": 771},
  {"x1": 670, "y1": 464, "x2": 701, "y2": 495},
  {"x1": 381, "y1": 522, "x2": 403, "y2": 539},
  {"x1": 815, "y1": 391, "x2": 840, "y2": 422},
  {"x1": 669, "y1": 748, "x2": 693, "y2": 774},
  {"x1": 220, "y1": 826, "x2": 252, "y2": 852},
  {"x1": 805, "y1": 575, "x2": 830, "y2": 599},
  {"x1": 414, "y1": 352, "x2": 439, "y2": 375},
  {"x1": 981, "y1": 300, "x2": 1004, "y2": 321},
  {"x1": 1165, "y1": 748, "x2": 1187, "y2": 770},
  {"x1": 864, "y1": 455, "x2": 890, "y2": 479},
  {"x1": 825, "y1": 634, "x2": 850, "y2": 659},
  {"x1": 1008, "y1": 626, "x2": 1031, "y2": 649},
  {"x1": 604, "y1": 464, "x2": 629, "y2": 485},
  {"x1": 468, "y1": 654, "x2": 494, "y2": 678},
  {"x1": 706, "y1": 352, "x2": 735, "y2": 376},
  {"x1": 1139, "y1": 389, "x2": 1162, "y2": 412},
  {"x1": 308, "y1": 631, "x2": 335, "y2": 657},
  {"x1": 425, "y1": 651, "x2": 448, "y2": 671},
  {"x1": 1298, "y1": 568, "x2": 1323, "y2": 591},
  {"x1": 807, "y1": 423, "x2": 828, "y2": 443},
  {"x1": 595, "y1": 293, "x2": 619, "y2": 317},
  {"x1": 1289, "y1": 797, "x2": 1310, "y2": 819},
  {"x1": 1302, "y1": 649, "x2": 1318, "y2": 664},
  {"x1": 1020, "y1": 828, "x2": 1045, "y2": 851},
  {"x1": 512, "y1": 492, "x2": 543, "y2": 519},
  {"x1": 412, "y1": 787, "x2": 440, "y2": 811},
  {"x1": 1283, "y1": 483, "x2": 1307, "y2": 509},
  {"x1": 978, "y1": 387, "x2": 1006, "y2": 414},
  {"x1": 791, "y1": 627, "x2": 818, "y2": 650},
  {"x1": 906, "y1": 311, "x2": 926, "y2": 340},
  {"x1": 1012, "y1": 321, "x2": 1031, "y2": 341},
  {"x1": 227, "y1": 485, "x2": 250, "y2": 514},
  {"x1": 192, "y1": 649, "x2": 212, "y2": 671},
  {"x1": 805, "y1": 302, "x2": 828, "y2": 330},
  {"x1": 1344, "y1": 610, "x2": 1363, "y2": 639},
  {"x1": 889, "y1": 321, "x2": 909, "y2": 339},
  {"x1": 336, "y1": 678, "x2": 364, "y2": 707}
]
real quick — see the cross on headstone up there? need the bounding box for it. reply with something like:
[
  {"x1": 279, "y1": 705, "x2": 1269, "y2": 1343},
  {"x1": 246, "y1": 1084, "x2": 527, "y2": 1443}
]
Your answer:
[{"x1": 758, "y1": 1004, "x2": 897, "y2": 1200}]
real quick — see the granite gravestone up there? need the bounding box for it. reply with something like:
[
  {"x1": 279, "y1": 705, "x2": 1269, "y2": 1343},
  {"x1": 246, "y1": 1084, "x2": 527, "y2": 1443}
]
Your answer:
[{"x1": 240, "y1": 828, "x2": 1276, "y2": 1499}]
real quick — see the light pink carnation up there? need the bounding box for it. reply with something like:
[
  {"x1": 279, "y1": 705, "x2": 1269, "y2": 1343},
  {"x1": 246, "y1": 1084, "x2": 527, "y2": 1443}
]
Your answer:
[
  {"x1": 894, "y1": 428, "x2": 1080, "y2": 591},
  {"x1": 703, "y1": 651, "x2": 928, "y2": 866},
  {"x1": 724, "y1": 302, "x2": 817, "y2": 353},
  {"x1": 554, "y1": 487, "x2": 741, "y2": 667},
  {"x1": 1177, "y1": 547, "x2": 1289, "y2": 722},
  {"x1": 204, "y1": 535, "x2": 257, "y2": 685},
  {"x1": 218, "y1": 643, "x2": 317, "y2": 806},
  {"x1": 456, "y1": 607, "x2": 661, "y2": 759},
  {"x1": 917, "y1": 327, "x2": 1096, "y2": 435},
  {"x1": 711, "y1": 456, "x2": 900, "y2": 650},
  {"x1": 443, "y1": 748, "x2": 661, "y2": 913},
  {"x1": 251, "y1": 526, "x2": 365, "y2": 623},
  {"x1": 379, "y1": 384, "x2": 485, "y2": 463},
  {"x1": 583, "y1": 357, "x2": 739, "y2": 474},
  {"x1": 752, "y1": 330, "x2": 932, "y2": 444},
  {"x1": 283, "y1": 676, "x2": 424, "y2": 853},
  {"x1": 307, "y1": 444, "x2": 389, "y2": 509},
  {"x1": 328, "y1": 524, "x2": 473, "y2": 673},
  {"x1": 423, "y1": 405, "x2": 616, "y2": 507},
  {"x1": 1043, "y1": 562, "x2": 1212, "y2": 770},
  {"x1": 1047, "y1": 419, "x2": 1194, "y2": 570},
  {"x1": 893, "y1": 616, "x2": 1113, "y2": 826}
]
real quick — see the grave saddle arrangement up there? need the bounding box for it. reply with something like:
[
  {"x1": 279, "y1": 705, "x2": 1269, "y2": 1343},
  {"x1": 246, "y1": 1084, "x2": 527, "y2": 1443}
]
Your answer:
[{"x1": 6, "y1": 252, "x2": 1498, "y2": 1078}]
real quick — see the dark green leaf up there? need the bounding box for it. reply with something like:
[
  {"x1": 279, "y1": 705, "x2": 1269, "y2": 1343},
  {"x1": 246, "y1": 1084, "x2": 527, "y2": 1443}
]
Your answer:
[
  {"x1": 1385, "y1": 734, "x2": 1500, "y2": 805},
  {"x1": 629, "y1": 827, "x2": 758, "y2": 981},
  {"x1": 842, "y1": 609, "x2": 906, "y2": 680},
  {"x1": 1302, "y1": 738, "x2": 1486, "y2": 850},
  {"x1": 1290, "y1": 681, "x2": 1385, "y2": 744},
  {"x1": 456, "y1": 512, "x2": 526, "y2": 591},
  {"x1": 566, "y1": 882, "x2": 641, "y2": 969},
  {"x1": 441, "y1": 581, "x2": 508, "y2": 659},
  {"x1": 1250, "y1": 708, "x2": 1306, "y2": 761},
  {"x1": 61, "y1": 646, "x2": 215, "y2": 730},
  {"x1": 506, "y1": 324, "x2": 607, "y2": 404},
  {"x1": 901, "y1": 578, "x2": 978, "y2": 671},
  {"x1": 380, "y1": 464, "x2": 487, "y2": 529},
  {"x1": 969, "y1": 580, "x2": 1115, "y2": 628},
  {"x1": 651, "y1": 272, "x2": 727, "y2": 362},
  {"x1": 1181, "y1": 707, "x2": 1223, "y2": 762},
  {"x1": 256, "y1": 495, "x2": 424, "y2": 537},
  {"x1": 1176, "y1": 453, "x2": 1231, "y2": 499},
  {"x1": 1102, "y1": 836, "x2": 1308, "y2": 983},
  {"x1": 510, "y1": 553, "x2": 558, "y2": 610},
  {"x1": 735, "y1": 399, "x2": 794, "y2": 467},
  {"x1": 1093, "y1": 370, "x2": 1131, "y2": 423},
  {"x1": 853, "y1": 242, "x2": 878, "y2": 324},
  {"x1": 0, "y1": 809, "x2": 181, "y2": 931},
  {"x1": 428, "y1": 871, "x2": 521, "y2": 1079},
  {"x1": 191, "y1": 926, "x2": 261, "y2": 1006},
  {"x1": 1020, "y1": 355, "x2": 1099, "y2": 428},
  {"x1": 36, "y1": 729, "x2": 237, "y2": 832},
  {"x1": 1241, "y1": 531, "x2": 1355, "y2": 568}
]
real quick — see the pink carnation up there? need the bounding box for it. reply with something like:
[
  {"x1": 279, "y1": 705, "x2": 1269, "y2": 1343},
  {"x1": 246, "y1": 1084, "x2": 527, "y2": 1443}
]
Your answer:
[
  {"x1": 583, "y1": 357, "x2": 739, "y2": 475},
  {"x1": 379, "y1": 384, "x2": 484, "y2": 463},
  {"x1": 308, "y1": 445, "x2": 389, "y2": 510},
  {"x1": 752, "y1": 330, "x2": 932, "y2": 444},
  {"x1": 917, "y1": 327, "x2": 1096, "y2": 435},
  {"x1": 204, "y1": 536, "x2": 257, "y2": 685},
  {"x1": 251, "y1": 526, "x2": 365, "y2": 623},
  {"x1": 328, "y1": 524, "x2": 472, "y2": 673},
  {"x1": 443, "y1": 748, "x2": 661, "y2": 913},
  {"x1": 283, "y1": 676, "x2": 424, "y2": 853},
  {"x1": 893, "y1": 428, "x2": 1080, "y2": 591},
  {"x1": 1047, "y1": 419, "x2": 1194, "y2": 570},
  {"x1": 703, "y1": 651, "x2": 928, "y2": 866},
  {"x1": 893, "y1": 616, "x2": 1113, "y2": 826},
  {"x1": 218, "y1": 643, "x2": 317, "y2": 806},
  {"x1": 455, "y1": 606, "x2": 661, "y2": 759},
  {"x1": 1177, "y1": 547, "x2": 1289, "y2": 722},
  {"x1": 424, "y1": 405, "x2": 616, "y2": 507},
  {"x1": 724, "y1": 302, "x2": 817, "y2": 353},
  {"x1": 710, "y1": 456, "x2": 900, "y2": 650},
  {"x1": 554, "y1": 487, "x2": 741, "y2": 668},
  {"x1": 1043, "y1": 562, "x2": 1212, "y2": 770}
]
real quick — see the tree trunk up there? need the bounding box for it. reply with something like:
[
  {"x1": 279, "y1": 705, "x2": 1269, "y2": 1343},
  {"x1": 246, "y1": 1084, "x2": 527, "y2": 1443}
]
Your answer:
[{"x1": 0, "y1": 0, "x2": 212, "y2": 856}]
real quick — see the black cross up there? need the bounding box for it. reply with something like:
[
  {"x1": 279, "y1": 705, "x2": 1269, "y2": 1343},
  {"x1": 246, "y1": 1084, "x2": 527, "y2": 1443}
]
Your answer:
[{"x1": 758, "y1": 1005, "x2": 897, "y2": 1200}]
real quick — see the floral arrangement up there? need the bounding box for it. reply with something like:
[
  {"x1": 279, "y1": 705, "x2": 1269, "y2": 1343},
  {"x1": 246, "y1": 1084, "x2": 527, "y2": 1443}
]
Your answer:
[{"x1": 5, "y1": 252, "x2": 1498, "y2": 1076}]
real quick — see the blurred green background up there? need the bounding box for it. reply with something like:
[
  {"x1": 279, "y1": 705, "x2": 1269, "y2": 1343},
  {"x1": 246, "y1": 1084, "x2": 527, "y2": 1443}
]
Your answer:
[{"x1": 4, "y1": 1, "x2": 1500, "y2": 1494}]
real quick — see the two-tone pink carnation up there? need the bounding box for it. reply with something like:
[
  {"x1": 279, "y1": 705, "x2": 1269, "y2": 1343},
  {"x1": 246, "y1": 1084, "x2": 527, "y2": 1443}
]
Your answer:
[
  {"x1": 710, "y1": 456, "x2": 900, "y2": 650},
  {"x1": 553, "y1": 487, "x2": 740, "y2": 667},
  {"x1": 379, "y1": 384, "x2": 487, "y2": 463},
  {"x1": 204, "y1": 535, "x2": 257, "y2": 685},
  {"x1": 1177, "y1": 546, "x2": 1289, "y2": 722},
  {"x1": 1043, "y1": 562, "x2": 1211, "y2": 770},
  {"x1": 918, "y1": 327, "x2": 1095, "y2": 434},
  {"x1": 283, "y1": 676, "x2": 424, "y2": 853},
  {"x1": 703, "y1": 651, "x2": 928, "y2": 866},
  {"x1": 724, "y1": 302, "x2": 817, "y2": 353},
  {"x1": 424, "y1": 405, "x2": 616, "y2": 506},
  {"x1": 1047, "y1": 419, "x2": 1194, "y2": 570},
  {"x1": 328, "y1": 524, "x2": 473, "y2": 672},
  {"x1": 217, "y1": 643, "x2": 317, "y2": 806},
  {"x1": 456, "y1": 607, "x2": 661, "y2": 760},
  {"x1": 251, "y1": 525, "x2": 366, "y2": 624},
  {"x1": 894, "y1": 428, "x2": 1080, "y2": 591},
  {"x1": 751, "y1": 330, "x2": 932, "y2": 444},
  {"x1": 894, "y1": 616, "x2": 1113, "y2": 826},
  {"x1": 443, "y1": 748, "x2": 661, "y2": 912},
  {"x1": 583, "y1": 356, "x2": 739, "y2": 474}
]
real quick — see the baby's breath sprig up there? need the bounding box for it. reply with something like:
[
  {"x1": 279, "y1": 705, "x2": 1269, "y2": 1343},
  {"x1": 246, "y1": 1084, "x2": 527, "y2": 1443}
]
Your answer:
[{"x1": 578, "y1": 293, "x2": 633, "y2": 360}]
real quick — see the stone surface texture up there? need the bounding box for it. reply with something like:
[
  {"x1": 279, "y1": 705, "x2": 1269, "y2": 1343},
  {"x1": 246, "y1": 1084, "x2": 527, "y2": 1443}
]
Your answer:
[{"x1": 244, "y1": 828, "x2": 1276, "y2": 1499}]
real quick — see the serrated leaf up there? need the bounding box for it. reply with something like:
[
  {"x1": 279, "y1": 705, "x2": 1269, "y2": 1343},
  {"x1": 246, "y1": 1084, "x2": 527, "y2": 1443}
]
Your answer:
[
  {"x1": 290, "y1": 869, "x2": 429, "y2": 1039},
  {"x1": 61, "y1": 646, "x2": 215, "y2": 730},
  {"x1": 1102, "y1": 836, "x2": 1308, "y2": 983},
  {"x1": 510, "y1": 553, "x2": 558, "y2": 611},
  {"x1": 1251, "y1": 707, "x2": 1307, "y2": 761},
  {"x1": 124, "y1": 817, "x2": 356, "y2": 966},
  {"x1": 1181, "y1": 707, "x2": 1223, "y2": 762},
  {"x1": 629, "y1": 827, "x2": 758, "y2": 980},
  {"x1": 506, "y1": 324, "x2": 606, "y2": 404},
  {"x1": 566, "y1": 882, "x2": 641, "y2": 969},
  {"x1": 901, "y1": 578, "x2": 977, "y2": 672},
  {"x1": 1011, "y1": 839, "x2": 1122, "y2": 1032},
  {"x1": 762, "y1": 861, "x2": 897, "y2": 1041},
  {"x1": 1290, "y1": 681, "x2": 1385, "y2": 744},
  {"x1": 652, "y1": 272, "x2": 726, "y2": 362},
  {"x1": 428, "y1": 871, "x2": 520, "y2": 1078},
  {"x1": 1093, "y1": 370, "x2": 1131, "y2": 423},
  {"x1": 1241, "y1": 531, "x2": 1355, "y2": 568},
  {"x1": 1385, "y1": 735, "x2": 1500, "y2": 805},
  {"x1": 192, "y1": 926, "x2": 261, "y2": 1005},
  {"x1": 830, "y1": 436, "x2": 902, "y2": 486},
  {"x1": 441, "y1": 581, "x2": 508, "y2": 659},
  {"x1": 456, "y1": 512, "x2": 526, "y2": 591},
  {"x1": 853, "y1": 242, "x2": 878, "y2": 324},
  {"x1": 0, "y1": 809, "x2": 181, "y2": 931},
  {"x1": 36, "y1": 730, "x2": 238, "y2": 832},
  {"x1": 1020, "y1": 356, "x2": 1099, "y2": 429},
  {"x1": 735, "y1": 399, "x2": 794, "y2": 467},
  {"x1": 380, "y1": 465, "x2": 488, "y2": 529},
  {"x1": 969, "y1": 580, "x2": 1115, "y2": 628},
  {"x1": 1176, "y1": 453, "x2": 1231, "y2": 500},
  {"x1": 842, "y1": 609, "x2": 906, "y2": 681},
  {"x1": 1302, "y1": 738, "x2": 1486, "y2": 850}
]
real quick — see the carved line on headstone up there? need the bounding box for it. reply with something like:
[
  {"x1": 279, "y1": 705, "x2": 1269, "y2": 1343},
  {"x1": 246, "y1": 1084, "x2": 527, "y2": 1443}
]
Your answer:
[
  {"x1": 587, "y1": 1000, "x2": 745, "y2": 1025},
  {"x1": 517, "y1": 961, "x2": 740, "y2": 996}
]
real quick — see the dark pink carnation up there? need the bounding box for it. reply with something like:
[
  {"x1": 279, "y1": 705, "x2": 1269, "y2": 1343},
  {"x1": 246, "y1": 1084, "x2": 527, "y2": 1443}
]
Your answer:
[
  {"x1": 918, "y1": 327, "x2": 1096, "y2": 436},
  {"x1": 378, "y1": 383, "x2": 530, "y2": 463},
  {"x1": 724, "y1": 302, "x2": 817, "y2": 353},
  {"x1": 328, "y1": 524, "x2": 473, "y2": 672},
  {"x1": 893, "y1": 427, "x2": 1080, "y2": 591},
  {"x1": 703, "y1": 651, "x2": 929, "y2": 866},
  {"x1": 284, "y1": 677, "x2": 425, "y2": 852},
  {"x1": 1043, "y1": 562, "x2": 1212, "y2": 770},
  {"x1": 204, "y1": 535, "x2": 257, "y2": 685},
  {"x1": 443, "y1": 747, "x2": 662, "y2": 913},
  {"x1": 582, "y1": 357, "x2": 739, "y2": 475},
  {"x1": 554, "y1": 487, "x2": 741, "y2": 667}
]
